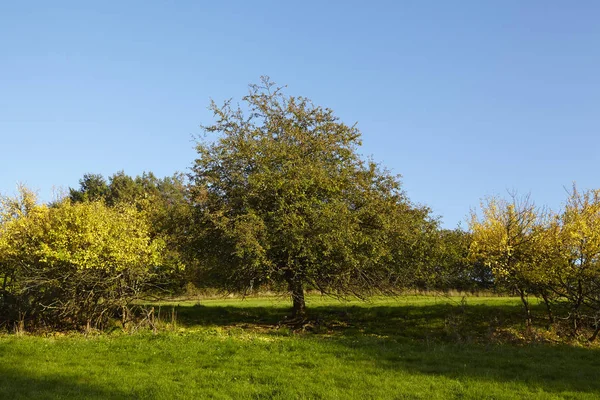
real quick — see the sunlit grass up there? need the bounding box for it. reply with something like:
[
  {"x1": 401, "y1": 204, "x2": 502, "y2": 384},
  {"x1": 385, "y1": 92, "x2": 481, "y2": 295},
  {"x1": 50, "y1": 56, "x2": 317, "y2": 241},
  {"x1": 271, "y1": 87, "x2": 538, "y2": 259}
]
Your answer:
[{"x1": 1, "y1": 295, "x2": 598, "y2": 399}]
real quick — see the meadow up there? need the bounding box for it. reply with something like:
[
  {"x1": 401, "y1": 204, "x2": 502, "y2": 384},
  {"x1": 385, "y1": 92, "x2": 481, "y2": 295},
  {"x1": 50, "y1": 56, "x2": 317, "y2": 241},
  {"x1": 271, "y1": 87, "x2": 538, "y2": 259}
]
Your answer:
[{"x1": 1, "y1": 295, "x2": 599, "y2": 399}]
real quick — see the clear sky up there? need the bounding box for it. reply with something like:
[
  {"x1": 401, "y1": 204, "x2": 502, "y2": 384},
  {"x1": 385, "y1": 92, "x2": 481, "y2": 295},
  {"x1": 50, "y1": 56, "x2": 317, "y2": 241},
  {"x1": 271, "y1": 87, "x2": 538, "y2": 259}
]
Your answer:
[{"x1": 1, "y1": 1, "x2": 599, "y2": 228}]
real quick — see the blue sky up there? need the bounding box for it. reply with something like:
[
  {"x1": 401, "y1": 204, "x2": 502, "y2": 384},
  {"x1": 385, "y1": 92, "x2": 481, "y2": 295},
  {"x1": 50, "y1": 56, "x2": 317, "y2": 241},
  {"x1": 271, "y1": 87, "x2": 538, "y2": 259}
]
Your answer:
[{"x1": 1, "y1": 1, "x2": 599, "y2": 228}]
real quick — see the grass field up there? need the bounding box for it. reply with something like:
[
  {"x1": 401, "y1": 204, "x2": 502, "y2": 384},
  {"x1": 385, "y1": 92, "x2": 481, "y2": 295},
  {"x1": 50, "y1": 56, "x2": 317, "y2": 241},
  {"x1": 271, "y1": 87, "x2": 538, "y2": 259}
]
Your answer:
[{"x1": 1, "y1": 295, "x2": 599, "y2": 399}]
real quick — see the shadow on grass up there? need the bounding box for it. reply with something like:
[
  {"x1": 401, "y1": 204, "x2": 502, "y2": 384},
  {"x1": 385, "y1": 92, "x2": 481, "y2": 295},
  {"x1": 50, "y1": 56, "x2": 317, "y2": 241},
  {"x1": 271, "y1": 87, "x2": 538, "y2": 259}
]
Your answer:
[
  {"x1": 169, "y1": 300, "x2": 600, "y2": 396},
  {"x1": 0, "y1": 365, "x2": 137, "y2": 400},
  {"x1": 171, "y1": 300, "x2": 531, "y2": 341}
]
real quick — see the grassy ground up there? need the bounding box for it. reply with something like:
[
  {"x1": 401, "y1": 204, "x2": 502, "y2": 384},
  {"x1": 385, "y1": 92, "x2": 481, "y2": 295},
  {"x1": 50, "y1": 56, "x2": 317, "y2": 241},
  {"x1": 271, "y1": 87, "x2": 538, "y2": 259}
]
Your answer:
[{"x1": 1, "y1": 295, "x2": 599, "y2": 399}]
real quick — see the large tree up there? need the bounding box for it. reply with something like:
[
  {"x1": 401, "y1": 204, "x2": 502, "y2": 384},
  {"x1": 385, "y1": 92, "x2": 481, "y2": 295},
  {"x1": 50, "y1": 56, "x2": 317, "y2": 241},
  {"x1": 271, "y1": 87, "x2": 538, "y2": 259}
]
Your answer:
[{"x1": 189, "y1": 78, "x2": 432, "y2": 317}]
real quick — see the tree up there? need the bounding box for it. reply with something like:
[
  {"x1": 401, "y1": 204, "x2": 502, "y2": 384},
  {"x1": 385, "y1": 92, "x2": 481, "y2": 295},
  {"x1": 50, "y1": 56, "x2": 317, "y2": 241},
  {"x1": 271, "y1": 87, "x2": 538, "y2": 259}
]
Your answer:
[
  {"x1": 106, "y1": 170, "x2": 144, "y2": 206},
  {"x1": 68, "y1": 173, "x2": 109, "y2": 203},
  {"x1": 422, "y1": 229, "x2": 494, "y2": 292},
  {"x1": 0, "y1": 185, "x2": 39, "y2": 325},
  {"x1": 189, "y1": 78, "x2": 431, "y2": 318},
  {"x1": 469, "y1": 194, "x2": 548, "y2": 325},
  {"x1": 549, "y1": 187, "x2": 600, "y2": 336}
]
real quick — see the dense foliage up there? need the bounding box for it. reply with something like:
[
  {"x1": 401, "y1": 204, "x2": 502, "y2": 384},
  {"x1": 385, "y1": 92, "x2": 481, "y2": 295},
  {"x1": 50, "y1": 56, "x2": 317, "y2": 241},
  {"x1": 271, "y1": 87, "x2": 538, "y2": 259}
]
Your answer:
[
  {"x1": 188, "y1": 78, "x2": 435, "y2": 316},
  {"x1": 0, "y1": 187, "x2": 168, "y2": 330},
  {"x1": 69, "y1": 170, "x2": 191, "y2": 280},
  {"x1": 470, "y1": 188, "x2": 600, "y2": 339}
]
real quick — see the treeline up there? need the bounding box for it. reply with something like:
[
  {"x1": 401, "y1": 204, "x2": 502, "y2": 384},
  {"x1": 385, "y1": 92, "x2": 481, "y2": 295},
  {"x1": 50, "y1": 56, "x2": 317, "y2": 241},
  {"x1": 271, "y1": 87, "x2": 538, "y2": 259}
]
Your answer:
[
  {"x1": 1, "y1": 78, "x2": 598, "y2": 339},
  {"x1": 0, "y1": 171, "x2": 482, "y2": 332}
]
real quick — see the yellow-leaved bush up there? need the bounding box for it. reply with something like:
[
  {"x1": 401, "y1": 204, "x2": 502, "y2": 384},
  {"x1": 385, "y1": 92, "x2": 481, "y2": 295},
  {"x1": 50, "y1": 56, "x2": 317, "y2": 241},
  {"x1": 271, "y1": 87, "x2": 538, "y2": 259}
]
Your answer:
[
  {"x1": 38, "y1": 201, "x2": 163, "y2": 272},
  {"x1": 469, "y1": 188, "x2": 600, "y2": 337},
  {"x1": 0, "y1": 188, "x2": 168, "y2": 331}
]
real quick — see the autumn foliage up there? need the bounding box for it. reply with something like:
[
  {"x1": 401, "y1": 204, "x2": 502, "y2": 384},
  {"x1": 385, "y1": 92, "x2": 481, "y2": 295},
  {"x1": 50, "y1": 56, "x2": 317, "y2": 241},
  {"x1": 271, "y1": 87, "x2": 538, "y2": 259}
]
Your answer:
[{"x1": 470, "y1": 188, "x2": 600, "y2": 339}]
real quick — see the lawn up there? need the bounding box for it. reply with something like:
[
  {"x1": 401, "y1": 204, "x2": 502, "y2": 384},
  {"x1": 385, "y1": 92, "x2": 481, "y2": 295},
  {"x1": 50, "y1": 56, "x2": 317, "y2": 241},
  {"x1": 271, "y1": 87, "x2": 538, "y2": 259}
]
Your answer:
[{"x1": 0, "y1": 295, "x2": 599, "y2": 399}]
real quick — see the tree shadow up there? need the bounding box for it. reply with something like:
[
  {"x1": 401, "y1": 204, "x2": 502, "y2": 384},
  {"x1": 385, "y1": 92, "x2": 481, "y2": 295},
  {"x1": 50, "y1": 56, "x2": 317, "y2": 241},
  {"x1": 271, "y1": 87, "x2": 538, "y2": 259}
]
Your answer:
[
  {"x1": 168, "y1": 300, "x2": 600, "y2": 396},
  {"x1": 170, "y1": 299, "x2": 528, "y2": 341},
  {"x1": 0, "y1": 364, "x2": 138, "y2": 399},
  {"x1": 172, "y1": 303, "x2": 288, "y2": 328}
]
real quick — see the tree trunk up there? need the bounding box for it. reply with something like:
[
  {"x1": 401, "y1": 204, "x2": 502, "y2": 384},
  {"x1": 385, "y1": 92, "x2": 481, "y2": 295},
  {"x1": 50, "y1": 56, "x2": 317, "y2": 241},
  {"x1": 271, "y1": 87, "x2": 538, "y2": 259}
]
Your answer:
[
  {"x1": 517, "y1": 286, "x2": 532, "y2": 328},
  {"x1": 289, "y1": 281, "x2": 306, "y2": 319},
  {"x1": 572, "y1": 279, "x2": 584, "y2": 335},
  {"x1": 541, "y1": 291, "x2": 554, "y2": 325},
  {"x1": 589, "y1": 323, "x2": 600, "y2": 342},
  {"x1": 1, "y1": 273, "x2": 7, "y2": 303}
]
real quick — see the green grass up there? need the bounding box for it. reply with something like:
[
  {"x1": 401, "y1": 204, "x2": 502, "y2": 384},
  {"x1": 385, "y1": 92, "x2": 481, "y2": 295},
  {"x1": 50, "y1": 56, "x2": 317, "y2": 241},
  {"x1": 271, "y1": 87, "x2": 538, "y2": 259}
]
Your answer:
[{"x1": 1, "y1": 295, "x2": 599, "y2": 399}]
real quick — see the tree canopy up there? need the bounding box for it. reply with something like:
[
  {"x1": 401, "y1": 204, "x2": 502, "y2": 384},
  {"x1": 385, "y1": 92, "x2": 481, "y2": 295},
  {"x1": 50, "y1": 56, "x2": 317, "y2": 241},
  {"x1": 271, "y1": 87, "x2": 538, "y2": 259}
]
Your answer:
[{"x1": 189, "y1": 78, "x2": 433, "y2": 317}]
